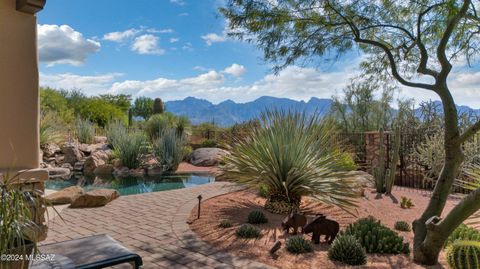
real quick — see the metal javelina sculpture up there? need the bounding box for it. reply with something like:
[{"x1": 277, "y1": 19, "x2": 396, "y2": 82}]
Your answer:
[
  {"x1": 281, "y1": 212, "x2": 307, "y2": 234},
  {"x1": 303, "y1": 214, "x2": 339, "y2": 244}
]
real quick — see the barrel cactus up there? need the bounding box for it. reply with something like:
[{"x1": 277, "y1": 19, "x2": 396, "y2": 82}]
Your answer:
[
  {"x1": 446, "y1": 240, "x2": 480, "y2": 269},
  {"x1": 153, "y1": 98, "x2": 164, "y2": 114}
]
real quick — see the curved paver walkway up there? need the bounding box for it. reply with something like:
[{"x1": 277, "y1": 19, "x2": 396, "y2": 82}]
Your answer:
[{"x1": 42, "y1": 182, "x2": 276, "y2": 269}]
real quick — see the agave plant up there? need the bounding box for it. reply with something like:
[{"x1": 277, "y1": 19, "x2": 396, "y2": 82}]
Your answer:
[
  {"x1": 153, "y1": 128, "x2": 186, "y2": 171},
  {"x1": 222, "y1": 110, "x2": 359, "y2": 214}
]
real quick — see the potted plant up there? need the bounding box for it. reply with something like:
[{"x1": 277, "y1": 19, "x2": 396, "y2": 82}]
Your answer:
[{"x1": 0, "y1": 171, "x2": 45, "y2": 269}]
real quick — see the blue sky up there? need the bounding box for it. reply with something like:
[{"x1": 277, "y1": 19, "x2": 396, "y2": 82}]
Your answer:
[{"x1": 37, "y1": 0, "x2": 480, "y2": 107}]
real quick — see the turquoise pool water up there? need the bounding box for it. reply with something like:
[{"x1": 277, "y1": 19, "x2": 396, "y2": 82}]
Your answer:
[{"x1": 45, "y1": 173, "x2": 215, "y2": 196}]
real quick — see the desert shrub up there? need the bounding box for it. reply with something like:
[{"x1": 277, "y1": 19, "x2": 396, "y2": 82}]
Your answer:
[
  {"x1": 247, "y1": 210, "x2": 268, "y2": 224},
  {"x1": 201, "y1": 139, "x2": 218, "y2": 148},
  {"x1": 394, "y1": 221, "x2": 412, "y2": 232},
  {"x1": 132, "y1": 96, "x2": 154, "y2": 120},
  {"x1": 222, "y1": 110, "x2": 359, "y2": 215},
  {"x1": 446, "y1": 240, "x2": 480, "y2": 269},
  {"x1": 218, "y1": 219, "x2": 233, "y2": 228},
  {"x1": 106, "y1": 121, "x2": 128, "y2": 148},
  {"x1": 40, "y1": 111, "x2": 66, "y2": 145},
  {"x1": 400, "y1": 196, "x2": 415, "y2": 209},
  {"x1": 286, "y1": 235, "x2": 314, "y2": 254},
  {"x1": 75, "y1": 117, "x2": 95, "y2": 144},
  {"x1": 76, "y1": 98, "x2": 126, "y2": 127},
  {"x1": 153, "y1": 128, "x2": 186, "y2": 171},
  {"x1": 235, "y1": 224, "x2": 261, "y2": 238},
  {"x1": 175, "y1": 116, "x2": 190, "y2": 136},
  {"x1": 258, "y1": 184, "x2": 269, "y2": 198},
  {"x1": 145, "y1": 114, "x2": 170, "y2": 140},
  {"x1": 446, "y1": 224, "x2": 480, "y2": 247},
  {"x1": 328, "y1": 234, "x2": 367, "y2": 266},
  {"x1": 344, "y1": 216, "x2": 410, "y2": 254},
  {"x1": 40, "y1": 87, "x2": 75, "y2": 124},
  {"x1": 182, "y1": 145, "x2": 193, "y2": 160},
  {"x1": 112, "y1": 131, "x2": 147, "y2": 169}
]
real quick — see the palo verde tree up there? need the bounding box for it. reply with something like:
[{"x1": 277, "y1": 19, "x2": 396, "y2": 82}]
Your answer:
[{"x1": 221, "y1": 0, "x2": 480, "y2": 265}]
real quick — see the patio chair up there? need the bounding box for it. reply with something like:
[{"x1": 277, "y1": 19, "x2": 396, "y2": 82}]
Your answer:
[{"x1": 31, "y1": 234, "x2": 143, "y2": 269}]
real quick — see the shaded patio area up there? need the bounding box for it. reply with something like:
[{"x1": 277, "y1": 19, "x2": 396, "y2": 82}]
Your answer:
[{"x1": 43, "y1": 182, "x2": 275, "y2": 269}]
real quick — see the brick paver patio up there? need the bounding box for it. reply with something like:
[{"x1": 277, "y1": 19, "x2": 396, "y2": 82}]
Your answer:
[{"x1": 43, "y1": 182, "x2": 276, "y2": 269}]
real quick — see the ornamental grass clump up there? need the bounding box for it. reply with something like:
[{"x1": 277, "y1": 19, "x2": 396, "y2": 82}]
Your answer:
[
  {"x1": 75, "y1": 117, "x2": 95, "y2": 144},
  {"x1": 286, "y1": 235, "x2": 313, "y2": 254},
  {"x1": 344, "y1": 216, "x2": 410, "y2": 254},
  {"x1": 247, "y1": 210, "x2": 268, "y2": 224},
  {"x1": 111, "y1": 131, "x2": 147, "y2": 169},
  {"x1": 236, "y1": 224, "x2": 261, "y2": 238},
  {"x1": 153, "y1": 128, "x2": 186, "y2": 171},
  {"x1": 222, "y1": 110, "x2": 359, "y2": 215},
  {"x1": 328, "y1": 234, "x2": 367, "y2": 266},
  {"x1": 106, "y1": 121, "x2": 128, "y2": 148}
]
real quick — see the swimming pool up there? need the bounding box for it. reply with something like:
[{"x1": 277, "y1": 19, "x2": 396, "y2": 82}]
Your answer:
[{"x1": 45, "y1": 173, "x2": 215, "y2": 196}]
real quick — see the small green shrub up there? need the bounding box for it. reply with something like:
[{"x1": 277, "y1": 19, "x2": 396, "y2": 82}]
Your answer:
[
  {"x1": 153, "y1": 128, "x2": 186, "y2": 171},
  {"x1": 236, "y1": 224, "x2": 261, "y2": 238},
  {"x1": 247, "y1": 210, "x2": 268, "y2": 224},
  {"x1": 112, "y1": 131, "x2": 147, "y2": 169},
  {"x1": 446, "y1": 224, "x2": 480, "y2": 248},
  {"x1": 106, "y1": 121, "x2": 127, "y2": 148},
  {"x1": 258, "y1": 184, "x2": 269, "y2": 198},
  {"x1": 40, "y1": 111, "x2": 65, "y2": 145},
  {"x1": 145, "y1": 114, "x2": 171, "y2": 140},
  {"x1": 218, "y1": 219, "x2": 233, "y2": 228},
  {"x1": 446, "y1": 240, "x2": 480, "y2": 269},
  {"x1": 286, "y1": 235, "x2": 313, "y2": 254},
  {"x1": 201, "y1": 139, "x2": 218, "y2": 148},
  {"x1": 344, "y1": 216, "x2": 410, "y2": 254},
  {"x1": 328, "y1": 234, "x2": 367, "y2": 266},
  {"x1": 400, "y1": 196, "x2": 414, "y2": 209},
  {"x1": 75, "y1": 117, "x2": 95, "y2": 144},
  {"x1": 394, "y1": 221, "x2": 411, "y2": 232}
]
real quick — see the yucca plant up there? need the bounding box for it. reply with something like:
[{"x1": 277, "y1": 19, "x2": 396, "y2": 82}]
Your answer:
[
  {"x1": 111, "y1": 131, "x2": 148, "y2": 169},
  {"x1": 0, "y1": 172, "x2": 44, "y2": 269},
  {"x1": 75, "y1": 117, "x2": 95, "y2": 144},
  {"x1": 106, "y1": 121, "x2": 128, "y2": 148},
  {"x1": 153, "y1": 128, "x2": 185, "y2": 171},
  {"x1": 222, "y1": 110, "x2": 359, "y2": 214}
]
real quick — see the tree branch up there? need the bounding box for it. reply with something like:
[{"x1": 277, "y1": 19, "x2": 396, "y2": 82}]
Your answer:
[
  {"x1": 459, "y1": 119, "x2": 480, "y2": 143},
  {"x1": 416, "y1": 3, "x2": 444, "y2": 78}
]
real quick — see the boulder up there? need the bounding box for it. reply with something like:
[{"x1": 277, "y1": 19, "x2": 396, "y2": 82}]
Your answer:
[
  {"x1": 61, "y1": 163, "x2": 73, "y2": 171},
  {"x1": 62, "y1": 143, "x2": 84, "y2": 165},
  {"x1": 147, "y1": 166, "x2": 163, "y2": 177},
  {"x1": 47, "y1": 167, "x2": 71, "y2": 180},
  {"x1": 94, "y1": 136, "x2": 108, "y2": 144},
  {"x1": 45, "y1": 186, "x2": 84, "y2": 205},
  {"x1": 78, "y1": 144, "x2": 92, "y2": 155},
  {"x1": 42, "y1": 143, "x2": 61, "y2": 158},
  {"x1": 113, "y1": 167, "x2": 130, "y2": 178},
  {"x1": 70, "y1": 189, "x2": 119, "y2": 208},
  {"x1": 188, "y1": 148, "x2": 230, "y2": 166},
  {"x1": 55, "y1": 154, "x2": 64, "y2": 165},
  {"x1": 345, "y1": 170, "x2": 375, "y2": 196},
  {"x1": 83, "y1": 150, "x2": 111, "y2": 176},
  {"x1": 94, "y1": 164, "x2": 114, "y2": 176},
  {"x1": 73, "y1": 161, "x2": 85, "y2": 172}
]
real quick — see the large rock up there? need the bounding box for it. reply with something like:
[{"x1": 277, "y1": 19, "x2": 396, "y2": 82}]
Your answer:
[
  {"x1": 42, "y1": 143, "x2": 61, "y2": 158},
  {"x1": 83, "y1": 150, "x2": 111, "y2": 176},
  {"x1": 94, "y1": 164, "x2": 114, "y2": 175},
  {"x1": 94, "y1": 136, "x2": 108, "y2": 144},
  {"x1": 70, "y1": 189, "x2": 119, "y2": 208},
  {"x1": 45, "y1": 186, "x2": 84, "y2": 205},
  {"x1": 345, "y1": 170, "x2": 375, "y2": 196},
  {"x1": 188, "y1": 148, "x2": 230, "y2": 166},
  {"x1": 47, "y1": 167, "x2": 72, "y2": 180},
  {"x1": 62, "y1": 143, "x2": 84, "y2": 165}
]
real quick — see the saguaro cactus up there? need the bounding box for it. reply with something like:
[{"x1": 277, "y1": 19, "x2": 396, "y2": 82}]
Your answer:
[{"x1": 153, "y1": 98, "x2": 164, "y2": 114}]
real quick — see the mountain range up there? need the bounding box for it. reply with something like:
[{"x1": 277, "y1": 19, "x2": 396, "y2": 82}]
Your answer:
[{"x1": 164, "y1": 96, "x2": 480, "y2": 126}]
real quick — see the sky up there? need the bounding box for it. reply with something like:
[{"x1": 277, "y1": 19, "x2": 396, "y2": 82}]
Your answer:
[{"x1": 37, "y1": 0, "x2": 480, "y2": 108}]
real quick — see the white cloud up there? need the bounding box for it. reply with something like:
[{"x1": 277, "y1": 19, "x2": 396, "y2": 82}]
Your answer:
[
  {"x1": 103, "y1": 29, "x2": 139, "y2": 42},
  {"x1": 170, "y1": 38, "x2": 179, "y2": 43},
  {"x1": 201, "y1": 33, "x2": 226, "y2": 46},
  {"x1": 223, "y1": 64, "x2": 246, "y2": 77},
  {"x1": 170, "y1": 0, "x2": 185, "y2": 5},
  {"x1": 147, "y1": 28, "x2": 174, "y2": 34},
  {"x1": 131, "y1": 34, "x2": 165, "y2": 55},
  {"x1": 38, "y1": 24, "x2": 100, "y2": 66},
  {"x1": 179, "y1": 12, "x2": 189, "y2": 16},
  {"x1": 40, "y1": 73, "x2": 123, "y2": 95}
]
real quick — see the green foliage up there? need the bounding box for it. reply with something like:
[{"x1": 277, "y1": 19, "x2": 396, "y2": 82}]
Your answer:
[
  {"x1": 344, "y1": 216, "x2": 410, "y2": 254},
  {"x1": 286, "y1": 236, "x2": 313, "y2": 254},
  {"x1": 247, "y1": 210, "x2": 268, "y2": 224},
  {"x1": 446, "y1": 240, "x2": 480, "y2": 269},
  {"x1": 222, "y1": 110, "x2": 359, "y2": 214},
  {"x1": 75, "y1": 117, "x2": 95, "y2": 144},
  {"x1": 76, "y1": 98, "x2": 126, "y2": 127},
  {"x1": 40, "y1": 111, "x2": 65, "y2": 145},
  {"x1": 201, "y1": 139, "x2": 218, "y2": 148},
  {"x1": 111, "y1": 131, "x2": 147, "y2": 169},
  {"x1": 106, "y1": 121, "x2": 128, "y2": 148},
  {"x1": 394, "y1": 221, "x2": 412, "y2": 232},
  {"x1": 133, "y1": 96, "x2": 154, "y2": 120},
  {"x1": 218, "y1": 219, "x2": 233, "y2": 228},
  {"x1": 153, "y1": 98, "x2": 164, "y2": 114},
  {"x1": 153, "y1": 128, "x2": 186, "y2": 171},
  {"x1": 328, "y1": 234, "x2": 368, "y2": 266},
  {"x1": 99, "y1": 94, "x2": 131, "y2": 113},
  {"x1": 40, "y1": 87, "x2": 75, "y2": 124},
  {"x1": 400, "y1": 197, "x2": 415, "y2": 209},
  {"x1": 235, "y1": 224, "x2": 261, "y2": 238},
  {"x1": 446, "y1": 224, "x2": 480, "y2": 248},
  {"x1": 258, "y1": 184, "x2": 269, "y2": 198},
  {"x1": 145, "y1": 113, "x2": 188, "y2": 141}
]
